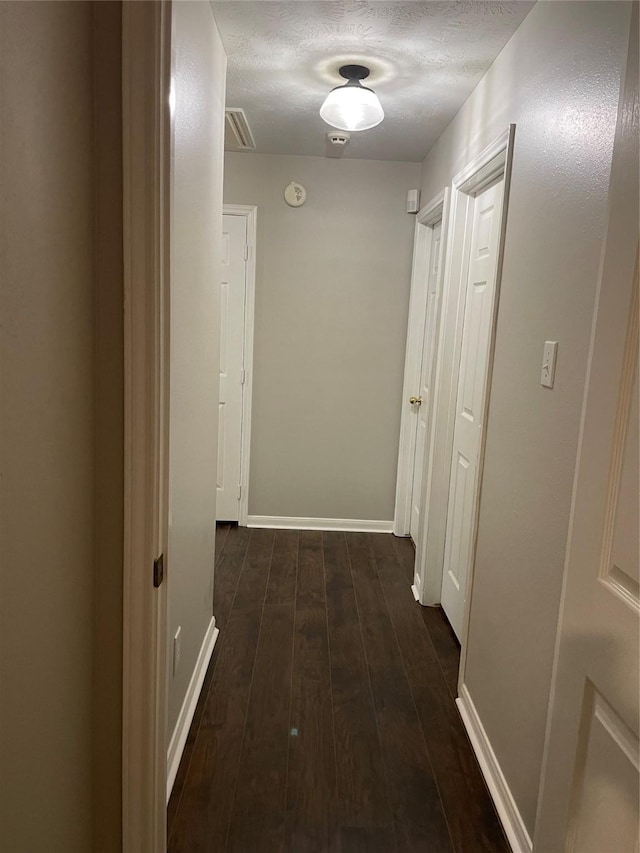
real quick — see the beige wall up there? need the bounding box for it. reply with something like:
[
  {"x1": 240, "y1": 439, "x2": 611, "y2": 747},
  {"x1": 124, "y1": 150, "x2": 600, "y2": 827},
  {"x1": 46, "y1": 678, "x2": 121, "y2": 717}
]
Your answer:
[
  {"x1": 92, "y1": 4, "x2": 124, "y2": 849},
  {"x1": 419, "y1": 0, "x2": 633, "y2": 834},
  {"x1": 0, "y1": 2, "x2": 125, "y2": 849},
  {"x1": 167, "y1": 2, "x2": 227, "y2": 737},
  {"x1": 224, "y1": 152, "x2": 421, "y2": 522}
]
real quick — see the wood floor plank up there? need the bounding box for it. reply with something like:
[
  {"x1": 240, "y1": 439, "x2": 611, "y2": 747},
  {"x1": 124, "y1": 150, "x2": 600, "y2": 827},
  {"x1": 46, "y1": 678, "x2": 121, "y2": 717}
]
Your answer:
[
  {"x1": 168, "y1": 529, "x2": 274, "y2": 852},
  {"x1": 215, "y1": 521, "x2": 231, "y2": 560},
  {"x1": 393, "y1": 533, "x2": 416, "y2": 585},
  {"x1": 213, "y1": 524, "x2": 252, "y2": 633},
  {"x1": 420, "y1": 604, "x2": 461, "y2": 701},
  {"x1": 266, "y1": 529, "x2": 299, "y2": 607},
  {"x1": 285, "y1": 531, "x2": 339, "y2": 853},
  {"x1": 346, "y1": 532, "x2": 453, "y2": 853},
  {"x1": 226, "y1": 602, "x2": 296, "y2": 852},
  {"x1": 226, "y1": 531, "x2": 299, "y2": 852},
  {"x1": 392, "y1": 534, "x2": 462, "y2": 700},
  {"x1": 323, "y1": 531, "x2": 397, "y2": 853},
  {"x1": 167, "y1": 524, "x2": 251, "y2": 837},
  {"x1": 167, "y1": 604, "x2": 264, "y2": 852},
  {"x1": 372, "y1": 533, "x2": 509, "y2": 853},
  {"x1": 233, "y1": 527, "x2": 276, "y2": 610}
]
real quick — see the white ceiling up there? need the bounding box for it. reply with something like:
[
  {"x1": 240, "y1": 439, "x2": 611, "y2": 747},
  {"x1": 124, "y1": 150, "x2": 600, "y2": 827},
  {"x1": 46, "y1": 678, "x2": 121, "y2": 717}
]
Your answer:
[{"x1": 212, "y1": 0, "x2": 534, "y2": 162}]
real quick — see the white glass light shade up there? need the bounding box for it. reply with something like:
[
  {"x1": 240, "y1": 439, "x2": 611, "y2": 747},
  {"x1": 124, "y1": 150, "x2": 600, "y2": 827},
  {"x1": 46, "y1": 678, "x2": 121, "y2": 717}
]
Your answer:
[{"x1": 320, "y1": 84, "x2": 384, "y2": 132}]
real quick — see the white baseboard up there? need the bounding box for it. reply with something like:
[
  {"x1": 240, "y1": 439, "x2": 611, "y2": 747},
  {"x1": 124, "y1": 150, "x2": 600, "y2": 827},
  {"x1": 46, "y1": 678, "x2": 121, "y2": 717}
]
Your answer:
[
  {"x1": 247, "y1": 515, "x2": 394, "y2": 533},
  {"x1": 456, "y1": 684, "x2": 533, "y2": 853},
  {"x1": 413, "y1": 571, "x2": 423, "y2": 601},
  {"x1": 166, "y1": 616, "x2": 219, "y2": 802},
  {"x1": 393, "y1": 520, "x2": 411, "y2": 537}
]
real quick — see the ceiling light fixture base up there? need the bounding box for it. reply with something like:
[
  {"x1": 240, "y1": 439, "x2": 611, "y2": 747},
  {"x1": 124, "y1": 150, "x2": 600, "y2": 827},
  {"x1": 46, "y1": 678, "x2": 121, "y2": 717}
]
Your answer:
[{"x1": 338, "y1": 64, "x2": 370, "y2": 82}]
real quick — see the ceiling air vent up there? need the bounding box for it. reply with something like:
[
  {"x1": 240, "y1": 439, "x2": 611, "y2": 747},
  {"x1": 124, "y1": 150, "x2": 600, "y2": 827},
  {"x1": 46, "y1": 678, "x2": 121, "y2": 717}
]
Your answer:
[{"x1": 224, "y1": 108, "x2": 255, "y2": 151}]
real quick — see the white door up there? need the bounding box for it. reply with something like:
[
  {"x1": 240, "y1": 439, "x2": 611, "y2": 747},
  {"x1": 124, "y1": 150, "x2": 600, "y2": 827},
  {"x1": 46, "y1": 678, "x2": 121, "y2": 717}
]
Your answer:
[
  {"x1": 440, "y1": 178, "x2": 504, "y2": 639},
  {"x1": 409, "y1": 219, "x2": 442, "y2": 540},
  {"x1": 536, "y1": 265, "x2": 638, "y2": 852},
  {"x1": 535, "y1": 18, "x2": 638, "y2": 845},
  {"x1": 217, "y1": 213, "x2": 247, "y2": 521}
]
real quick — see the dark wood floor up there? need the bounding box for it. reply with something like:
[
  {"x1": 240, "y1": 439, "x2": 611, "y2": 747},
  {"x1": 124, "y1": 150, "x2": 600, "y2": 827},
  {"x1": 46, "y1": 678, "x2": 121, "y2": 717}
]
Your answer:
[{"x1": 167, "y1": 525, "x2": 508, "y2": 853}]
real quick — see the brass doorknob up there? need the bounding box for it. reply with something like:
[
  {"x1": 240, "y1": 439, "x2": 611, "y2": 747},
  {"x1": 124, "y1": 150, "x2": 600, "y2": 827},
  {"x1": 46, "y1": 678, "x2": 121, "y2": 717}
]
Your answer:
[{"x1": 409, "y1": 396, "x2": 422, "y2": 405}]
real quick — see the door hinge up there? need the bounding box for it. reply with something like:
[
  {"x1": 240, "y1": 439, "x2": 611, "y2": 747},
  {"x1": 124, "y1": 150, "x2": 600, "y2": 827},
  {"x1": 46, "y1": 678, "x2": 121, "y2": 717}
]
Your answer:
[
  {"x1": 240, "y1": 369, "x2": 246, "y2": 385},
  {"x1": 237, "y1": 484, "x2": 242, "y2": 500},
  {"x1": 244, "y1": 245, "x2": 249, "y2": 261},
  {"x1": 153, "y1": 553, "x2": 165, "y2": 588}
]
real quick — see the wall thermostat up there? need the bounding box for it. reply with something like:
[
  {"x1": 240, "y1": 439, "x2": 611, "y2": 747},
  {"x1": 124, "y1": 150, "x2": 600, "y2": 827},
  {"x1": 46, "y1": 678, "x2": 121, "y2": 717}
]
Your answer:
[{"x1": 284, "y1": 181, "x2": 307, "y2": 207}]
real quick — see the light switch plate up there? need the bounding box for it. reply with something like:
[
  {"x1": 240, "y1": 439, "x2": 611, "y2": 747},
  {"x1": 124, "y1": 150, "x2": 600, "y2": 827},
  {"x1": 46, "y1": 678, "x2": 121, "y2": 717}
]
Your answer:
[{"x1": 541, "y1": 341, "x2": 558, "y2": 388}]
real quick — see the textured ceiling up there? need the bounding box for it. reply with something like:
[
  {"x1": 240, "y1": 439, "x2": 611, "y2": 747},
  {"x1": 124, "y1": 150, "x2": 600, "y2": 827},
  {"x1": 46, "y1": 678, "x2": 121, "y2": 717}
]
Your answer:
[{"x1": 212, "y1": 0, "x2": 534, "y2": 162}]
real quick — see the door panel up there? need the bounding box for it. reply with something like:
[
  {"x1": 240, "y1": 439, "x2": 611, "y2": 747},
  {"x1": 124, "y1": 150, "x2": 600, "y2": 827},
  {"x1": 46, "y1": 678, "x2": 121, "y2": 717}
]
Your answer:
[
  {"x1": 460, "y1": 281, "x2": 489, "y2": 423},
  {"x1": 217, "y1": 213, "x2": 247, "y2": 521},
  {"x1": 410, "y1": 219, "x2": 442, "y2": 540},
  {"x1": 445, "y1": 450, "x2": 471, "y2": 594},
  {"x1": 568, "y1": 685, "x2": 639, "y2": 853},
  {"x1": 605, "y1": 368, "x2": 639, "y2": 600},
  {"x1": 441, "y1": 179, "x2": 504, "y2": 639}
]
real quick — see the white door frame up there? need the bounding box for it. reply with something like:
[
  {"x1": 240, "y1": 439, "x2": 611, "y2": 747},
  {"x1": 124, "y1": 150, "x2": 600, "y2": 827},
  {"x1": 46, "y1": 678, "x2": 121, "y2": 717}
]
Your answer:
[
  {"x1": 416, "y1": 125, "x2": 515, "y2": 616},
  {"x1": 394, "y1": 189, "x2": 449, "y2": 537},
  {"x1": 222, "y1": 204, "x2": 257, "y2": 527},
  {"x1": 122, "y1": 3, "x2": 171, "y2": 850}
]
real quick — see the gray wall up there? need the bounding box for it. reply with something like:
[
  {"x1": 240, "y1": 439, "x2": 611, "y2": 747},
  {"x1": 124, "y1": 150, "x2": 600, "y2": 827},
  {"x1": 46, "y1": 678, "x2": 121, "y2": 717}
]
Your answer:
[
  {"x1": 167, "y1": 2, "x2": 227, "y2": 738},
  {"x1": 92, "y1": 4, "x2": 124, "y2": 848},
  {"x1": 0, "y1": 2, "x2": 124, "y2": 848},
  {"x1": 224, "y1": 152, "x2": 421, "y2": 522},
  {"x1": 418, "y1": 0, "x2": 633, "y2": 834}
]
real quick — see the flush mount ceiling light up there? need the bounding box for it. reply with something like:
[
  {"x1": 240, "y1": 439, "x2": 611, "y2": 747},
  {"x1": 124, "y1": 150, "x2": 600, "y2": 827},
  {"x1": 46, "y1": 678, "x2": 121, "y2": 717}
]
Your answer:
[{"x1": 320, "y1": 64, "x2": 384, "y2": 132}]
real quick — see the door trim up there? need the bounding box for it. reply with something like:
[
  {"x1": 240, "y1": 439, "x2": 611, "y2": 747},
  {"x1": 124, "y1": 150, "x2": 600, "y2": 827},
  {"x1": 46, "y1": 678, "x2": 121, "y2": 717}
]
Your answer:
[
  {"x1": 222, "y1": 204, "x2": 257, "y2": 526},
  {"x1": 457, "y1": 125, "x2": 515, "y2": 683},
  {"x1": 416, "y1": 126, "x2": 515, "y2": 620},
  {"x1": 394, "y1": 189, "x2": 449, "y2": 537},
  {"x1": 122, "y1": 3, "x2": 171, "y2": 850}
]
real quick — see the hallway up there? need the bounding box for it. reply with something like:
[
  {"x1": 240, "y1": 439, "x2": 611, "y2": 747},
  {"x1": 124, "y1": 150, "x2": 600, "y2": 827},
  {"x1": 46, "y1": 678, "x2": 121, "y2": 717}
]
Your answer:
[{"x1": 168, "y1": 526, "x2": 508, "y2": 852}]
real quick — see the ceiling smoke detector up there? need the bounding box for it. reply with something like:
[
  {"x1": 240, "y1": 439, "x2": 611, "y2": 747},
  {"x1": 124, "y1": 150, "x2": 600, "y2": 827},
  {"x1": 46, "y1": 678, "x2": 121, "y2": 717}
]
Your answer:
[
  {"x1": 327, "y1": 131, "x2": 351, "y2": 147},
  {"x1": 325, "y1": 130, "x2": 351, "y2": 159}
]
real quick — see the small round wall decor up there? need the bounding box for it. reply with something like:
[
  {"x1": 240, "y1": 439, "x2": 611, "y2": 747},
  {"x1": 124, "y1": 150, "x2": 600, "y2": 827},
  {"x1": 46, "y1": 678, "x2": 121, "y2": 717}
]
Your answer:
[{"x1": 284, "y1": 181, "x2": 307, "y2": 207}]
